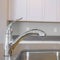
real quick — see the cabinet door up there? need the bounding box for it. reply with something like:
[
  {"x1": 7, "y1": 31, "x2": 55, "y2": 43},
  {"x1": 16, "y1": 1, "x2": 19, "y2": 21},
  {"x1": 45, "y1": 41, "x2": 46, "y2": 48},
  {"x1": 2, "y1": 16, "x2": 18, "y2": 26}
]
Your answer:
[
  {"x1": 44, "y1": 0, "x2": 57, "y2": 21},
  {"x1": 56, "y1": 0, "x2": 60, "y2": 22},
  {"x1": 8, "y1": 0, "x2": 26, "y2": 20},
  {"x1": 27, "y1": 0, "x2": 57, "y2": 22},
  {"x1": 27, "y1": 0, "x2": 43, "y2": 21}
]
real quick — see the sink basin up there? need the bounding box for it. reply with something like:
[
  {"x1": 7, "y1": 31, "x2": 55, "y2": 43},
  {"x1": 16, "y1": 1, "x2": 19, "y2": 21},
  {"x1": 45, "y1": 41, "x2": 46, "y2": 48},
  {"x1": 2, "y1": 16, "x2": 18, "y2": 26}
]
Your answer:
[{"x1": 16, "y1": 50, "x2": 60, "y2": 60}]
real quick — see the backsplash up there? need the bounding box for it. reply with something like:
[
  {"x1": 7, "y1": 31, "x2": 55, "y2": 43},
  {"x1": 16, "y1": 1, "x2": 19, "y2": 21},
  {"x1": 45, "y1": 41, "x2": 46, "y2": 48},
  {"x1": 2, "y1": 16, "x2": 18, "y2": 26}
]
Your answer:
[{"x1": 12, "y1": 22, "x2": 60, "y2": 36}]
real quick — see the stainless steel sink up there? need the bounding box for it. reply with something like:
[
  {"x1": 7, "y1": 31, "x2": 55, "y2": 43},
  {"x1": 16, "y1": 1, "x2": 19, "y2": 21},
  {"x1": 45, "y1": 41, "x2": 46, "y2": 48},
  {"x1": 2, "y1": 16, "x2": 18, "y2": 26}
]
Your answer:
[
  {"x1": 11, "y1": 36, "x2": 60, "y2": 60},
  {"x1": 16, "y1": 50, "x2": 60, "y2": 60}
]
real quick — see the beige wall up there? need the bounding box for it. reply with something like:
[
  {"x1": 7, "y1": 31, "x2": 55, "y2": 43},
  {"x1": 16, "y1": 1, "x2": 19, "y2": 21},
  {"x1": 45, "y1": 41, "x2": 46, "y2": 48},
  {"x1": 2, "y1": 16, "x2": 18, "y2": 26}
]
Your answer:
[
  {"x1": 0, "y1": 0, "x2": 7, "y2": 43},
  {"x1": 0, "y1": 0, "x2": 7, "y2": 60},
  {"x1": 0, "y1": 44, "x2": 4, "y2": 60}
]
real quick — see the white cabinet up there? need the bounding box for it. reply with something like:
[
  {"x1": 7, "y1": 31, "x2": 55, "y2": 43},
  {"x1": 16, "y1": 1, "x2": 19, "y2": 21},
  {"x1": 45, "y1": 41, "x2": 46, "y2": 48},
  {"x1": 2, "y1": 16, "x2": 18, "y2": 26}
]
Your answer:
[
  {"x1": 56, "y1": 0, "x2": 60, "y2": 22},
  {"x1": 8, "y1": 0, "x2": 26, "y2": 20},
  {"x1": 27, "y1": 0, "x2": 58, "y2": 22},
  {"x1": 27, "y1": 0, "x2": 43, "y2": 21},
  {"x1": 8, "y1": 0, "x2": 60, "y2": 22},
  {"x1": 44, "y1": 0, "x2": 57, "y2": 21}
]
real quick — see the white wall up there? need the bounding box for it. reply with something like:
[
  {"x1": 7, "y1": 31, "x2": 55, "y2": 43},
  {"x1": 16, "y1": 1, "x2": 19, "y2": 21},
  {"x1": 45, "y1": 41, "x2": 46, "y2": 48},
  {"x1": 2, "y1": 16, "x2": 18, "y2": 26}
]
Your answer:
[{"x1": 0, "y1": 0, "x2": 7, "y2": 43}]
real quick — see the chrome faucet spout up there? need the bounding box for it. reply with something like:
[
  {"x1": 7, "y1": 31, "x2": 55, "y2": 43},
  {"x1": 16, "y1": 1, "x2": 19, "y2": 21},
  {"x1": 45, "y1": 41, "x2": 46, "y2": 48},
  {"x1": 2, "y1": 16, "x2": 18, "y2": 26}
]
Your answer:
[{"x1": 5, "y1": 17, "x2": 23, "y2": 60}]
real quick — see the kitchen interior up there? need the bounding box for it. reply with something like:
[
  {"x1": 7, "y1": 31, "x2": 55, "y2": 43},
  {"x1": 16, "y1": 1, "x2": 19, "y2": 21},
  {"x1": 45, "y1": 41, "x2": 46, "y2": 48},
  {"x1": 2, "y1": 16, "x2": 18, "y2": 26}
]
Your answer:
[{"x1": 0, "y1": 0, "x2": 60, "y2": 60}]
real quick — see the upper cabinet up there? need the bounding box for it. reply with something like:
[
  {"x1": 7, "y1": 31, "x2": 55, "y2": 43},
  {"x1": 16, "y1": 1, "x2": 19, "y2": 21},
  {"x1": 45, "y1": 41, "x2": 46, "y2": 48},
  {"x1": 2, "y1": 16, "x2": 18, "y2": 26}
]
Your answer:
[
  {"x1": 26, "y1": 0, "x2": 43, "y2": 21},
  {"x1": 56, "y1": 0, "x2": 60, "y2": 22},
  {"x1": 8, "y1": 0, "x2": 60, "y2": 22},
  {"x1": 27, "y1": 0, "x2": 58, "y2": 22},
  {"x1": 8, "y1": 0, "x2": 26, "y2": 20},
  {"x1": 44, "y1": 0, "x2": 57, "y2": 21}
]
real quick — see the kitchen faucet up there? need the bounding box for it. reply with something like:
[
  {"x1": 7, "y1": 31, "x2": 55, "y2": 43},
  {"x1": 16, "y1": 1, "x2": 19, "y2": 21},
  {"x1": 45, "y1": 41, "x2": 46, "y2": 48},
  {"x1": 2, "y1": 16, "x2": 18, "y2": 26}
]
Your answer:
[
  {"x1": 5, "y1": 17, "x2": 23, "y2": 60},
  {"x1": 4, "y1": 19, "x2": 46, "y2": 60}
]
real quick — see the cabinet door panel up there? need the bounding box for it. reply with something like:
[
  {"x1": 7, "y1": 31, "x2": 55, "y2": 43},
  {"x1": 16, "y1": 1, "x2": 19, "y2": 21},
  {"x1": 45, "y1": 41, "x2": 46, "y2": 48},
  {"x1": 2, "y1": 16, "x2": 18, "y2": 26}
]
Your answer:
[
  {"x1": 27, "y1": 0, "x2": 43, "y2": 21},
  {"x1": 8, "y1": 0, "x2": 26, "y2": 20},
  {"x1": 44, "y1": 0, "x2": 56, "y2": 21},
  {"x1": 56, "y1": 0, "x2": 60, "y2": 21}
]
